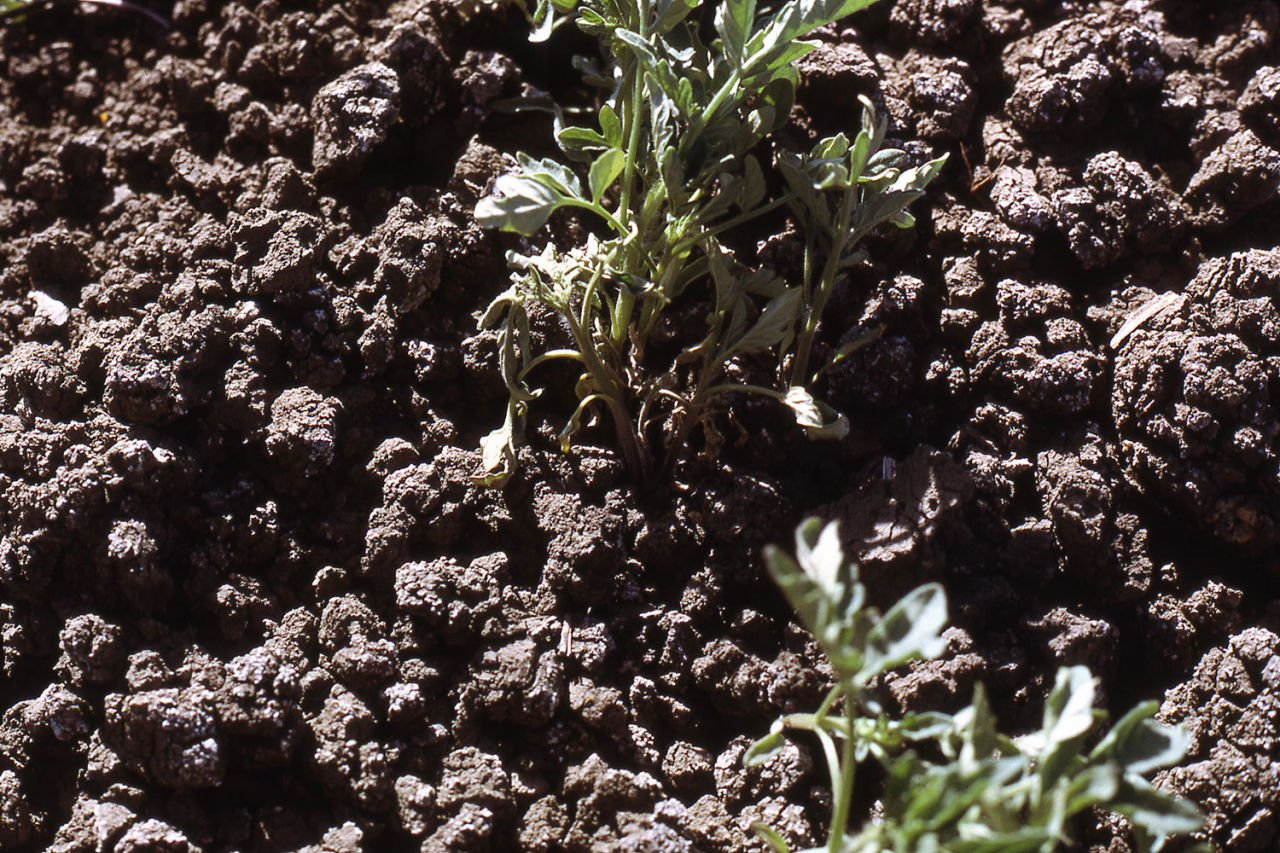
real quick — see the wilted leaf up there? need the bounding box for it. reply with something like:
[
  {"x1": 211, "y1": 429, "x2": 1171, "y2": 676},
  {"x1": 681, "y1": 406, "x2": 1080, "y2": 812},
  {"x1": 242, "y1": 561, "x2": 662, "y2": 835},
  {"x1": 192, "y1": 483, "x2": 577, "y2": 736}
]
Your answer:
[
  {"x1": 476, "y1": 404, "x2": 522, "y2": 487},
  {"x1": 783, "y1": 386, "x2": 850, "y2": 439}
]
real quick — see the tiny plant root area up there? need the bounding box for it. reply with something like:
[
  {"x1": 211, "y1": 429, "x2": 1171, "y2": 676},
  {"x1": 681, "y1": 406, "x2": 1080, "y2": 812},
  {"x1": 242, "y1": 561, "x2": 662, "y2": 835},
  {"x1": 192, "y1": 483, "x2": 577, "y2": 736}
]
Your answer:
[{"x1": 0, "y1": 1, "x2": 1276, "y2": 851}]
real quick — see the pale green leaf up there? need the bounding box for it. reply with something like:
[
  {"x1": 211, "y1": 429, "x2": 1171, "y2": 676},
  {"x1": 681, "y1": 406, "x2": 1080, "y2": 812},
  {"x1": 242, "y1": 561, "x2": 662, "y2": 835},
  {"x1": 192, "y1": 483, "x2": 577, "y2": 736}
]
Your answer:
[
  {"x1": 728, "y1": 287, "x2": 801, "y2": 356},
  {"x1": 751, "y1": 822, "x2": 792, "y2": 853},
  {"x1": 861, "y1": 583, "x2": 948, "y2": 681},
  {"x1": 744, "y1": 722, "x2": 786, "y2": 767},
  {"x1": 1113, "y1": 777, "x2": 1205, "y2": 838},
  {"x1": 783, "y1": 387, "x2": 849, "y2": 440},
  {"x1": 589, "y1": 148, "x2": 626, "y2": 203}
]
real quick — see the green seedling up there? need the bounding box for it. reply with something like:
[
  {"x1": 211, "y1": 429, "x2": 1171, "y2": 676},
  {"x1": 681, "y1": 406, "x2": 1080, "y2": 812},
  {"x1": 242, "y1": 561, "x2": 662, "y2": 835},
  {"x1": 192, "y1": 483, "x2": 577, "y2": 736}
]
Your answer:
[
  {"x1": 749, "y1": 519, "x2": 1204, "y2": 853},
  {"x1": 474, "y1": 0, "x2": 945, "y2": 486},
  {"x1": 0, "y1": 0, "x2": 169, "y2": 27}
]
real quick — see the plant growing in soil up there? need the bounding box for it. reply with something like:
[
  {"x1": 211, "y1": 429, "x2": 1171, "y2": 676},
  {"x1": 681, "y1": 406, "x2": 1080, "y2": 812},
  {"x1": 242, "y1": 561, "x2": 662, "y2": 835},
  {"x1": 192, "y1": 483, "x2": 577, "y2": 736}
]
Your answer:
[
  {"x1": 749, "y1": 519, "x2": 1204, "y2": 853},
  {"x1": 474, "y1": 0, "x2": 945, "y2": 486}
]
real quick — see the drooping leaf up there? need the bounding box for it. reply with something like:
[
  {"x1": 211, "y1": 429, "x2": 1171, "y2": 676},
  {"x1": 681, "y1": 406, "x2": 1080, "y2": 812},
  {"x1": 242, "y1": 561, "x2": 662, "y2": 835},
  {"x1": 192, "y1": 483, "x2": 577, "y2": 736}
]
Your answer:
[
  {"x1": 558, "y1": 392, "x2": 605, "y2": 452},
  {"x1": 476, "y1": 402, "x2": 523, "y2": 487},
  {"x1": 783, "y1": 386, "x2": 849, "y2": 439}
]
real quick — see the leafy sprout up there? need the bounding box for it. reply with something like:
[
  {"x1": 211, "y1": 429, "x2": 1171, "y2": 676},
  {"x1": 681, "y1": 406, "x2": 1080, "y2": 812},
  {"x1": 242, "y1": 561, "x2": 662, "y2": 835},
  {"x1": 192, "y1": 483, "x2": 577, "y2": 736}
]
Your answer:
[
  {"x1": 473, "y1": 0, "x2": 945, "y2": 487},
  {"x1": 748, "y1": 519, "x2": 1204, "y2": 853}
]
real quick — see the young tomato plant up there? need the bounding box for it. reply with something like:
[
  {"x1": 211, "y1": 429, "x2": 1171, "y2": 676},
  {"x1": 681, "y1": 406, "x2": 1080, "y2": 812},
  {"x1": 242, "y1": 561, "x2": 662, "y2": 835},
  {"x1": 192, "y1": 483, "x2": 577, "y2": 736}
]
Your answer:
[
  {"x1": 749, "y1": 520, "x2": 1205, "y2": 853},
  {"x1": 474, "y1": 0, "x2": 945, "y2": 486}
]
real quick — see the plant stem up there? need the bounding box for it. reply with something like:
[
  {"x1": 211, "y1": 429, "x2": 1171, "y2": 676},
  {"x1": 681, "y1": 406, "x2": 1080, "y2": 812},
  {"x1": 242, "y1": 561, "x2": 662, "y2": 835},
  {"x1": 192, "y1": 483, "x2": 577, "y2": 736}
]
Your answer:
[
  {"x1": 790, "y1": 183, "x2": 858, "y2": 388},
  {"x1": 569, "y1": 266, "x2": 649, "y2": 482},
  {"x1": 616, "y1": 0, "x2": 649, "y2": 228},
  {"x1": 828, "y1": 687, "x2": 859, "y2": 853}
]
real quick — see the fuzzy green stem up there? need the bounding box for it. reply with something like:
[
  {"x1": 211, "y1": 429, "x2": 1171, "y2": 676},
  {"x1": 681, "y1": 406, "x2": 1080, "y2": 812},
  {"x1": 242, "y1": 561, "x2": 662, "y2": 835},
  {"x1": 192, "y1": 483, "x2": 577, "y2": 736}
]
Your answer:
[{"x1": 616, "y1": 0, "x2": 649, "y2": 227}]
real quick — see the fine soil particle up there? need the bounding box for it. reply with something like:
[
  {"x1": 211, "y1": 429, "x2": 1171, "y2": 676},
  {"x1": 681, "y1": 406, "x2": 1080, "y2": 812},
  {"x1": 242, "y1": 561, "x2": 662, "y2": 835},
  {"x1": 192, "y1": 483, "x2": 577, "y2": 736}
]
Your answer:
[{"x1": 0, "y1": 0, "x2": 1276, "y2": 851}]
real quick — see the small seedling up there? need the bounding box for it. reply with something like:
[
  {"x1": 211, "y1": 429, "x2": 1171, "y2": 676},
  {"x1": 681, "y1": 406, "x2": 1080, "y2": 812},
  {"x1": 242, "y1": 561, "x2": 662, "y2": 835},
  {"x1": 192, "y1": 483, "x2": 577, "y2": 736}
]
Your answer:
[
  {"x1": 749, "y1": 519, "x2": 1204, "y2": 853},
  {"x1": 474, "y1": 0, "x2": 945, "y2": 486}
]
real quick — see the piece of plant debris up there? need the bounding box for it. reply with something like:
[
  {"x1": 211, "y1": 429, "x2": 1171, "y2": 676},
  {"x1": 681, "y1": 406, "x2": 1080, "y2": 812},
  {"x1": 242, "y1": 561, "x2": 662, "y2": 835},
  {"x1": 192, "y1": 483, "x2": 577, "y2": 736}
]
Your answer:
[
  {"x1": 473, "y1": 0, "x2": 945, "y2": 487},
  {"x1": 749, "y1": 519, "x2": 1205, "y2": 853}
]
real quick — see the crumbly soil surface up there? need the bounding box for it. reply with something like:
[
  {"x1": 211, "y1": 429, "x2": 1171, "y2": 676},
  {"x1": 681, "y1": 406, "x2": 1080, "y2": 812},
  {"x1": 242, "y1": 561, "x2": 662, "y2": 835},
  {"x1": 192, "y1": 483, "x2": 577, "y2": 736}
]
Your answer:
[{"x1": 1, "y1": 1, "x2": 1278, "y2": 851}]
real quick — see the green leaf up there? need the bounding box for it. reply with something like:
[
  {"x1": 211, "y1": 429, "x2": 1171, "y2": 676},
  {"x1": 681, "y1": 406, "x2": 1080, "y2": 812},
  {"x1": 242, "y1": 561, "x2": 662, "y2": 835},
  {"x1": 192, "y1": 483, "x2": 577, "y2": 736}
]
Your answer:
[
  {"x1": 558, "y1": 125, "x2": 610, "y2": 153},
  {"x1": 1065, "y1": 763, "x2": 1121, "y2": 815},
  {"x1": 1091, "y1": 702, "x2": 1191, "y2": 776},
  {"x1": 740, "y1": 155, "x2": 767, "y2": 210},
  {"x1": 598, "y1": 103, "x2": 623, "y2": 147},
  {"x1": 756, "y1": 73, "x2": 798, "y2": 133},
  {"x1": 783, "y1": 386, "x2": 849, "y2": 440},
  {"x1": 1113, "y1": 777, "x2": 1204, "y2": 838},
  {"x1": 897, "y1": 711, "x2": 956, "y2": 742},
  {"x1": 745, "y1": 723, "x2": 786, "y2": 767},
  {"x1": 476, "y1": 174, "x2": 568, "y2": 235},
  {"x1": 1024, "y1": 666, "x2": 1099, "y2": 791},
  {"x1": 949, "y1": 829, "x2": 1056, "y2": 853},
  {"x1": 475, "y1": 155, "x2": 594, "y2": 235},
  {"x1": 957, "y1": 683, "x2": 999, "y2": 767},
  {"x1": 888, "y1": 154, "x2": 950, "y2": 193},
  {"x1": 861, "y1": 583, "x2": 948, "y2": 681},
  {"x1": 476, "y1": 402, "x2": 523, "y2": 487},
  {"x1": 744, "y1": 0, "x2": 885, "y2": 76},
  {"x1": 728, "y1": 287, "x2": 801, "y2": 356},
  {"x1": 764, "y1": 519, "x2": 868, "y2": 677},
  {"x1": 517, "y1": 153, "x2": 584, "y2": 197},
  {"x1": 750, "y1": 822, "x2": 792, "y2": 853},
  {"x1": 715, "y1": 0, "x2": 756, "y2": 65},
  {"x1": 589, "y1": 149, "x2": 626, "y2": 203},
  {"x1": 655, "y1": 0, "x2": 700, "y2": 33},
  {"x1": 1043, "y1": 667, "x2": 1098, "y2": 747}
]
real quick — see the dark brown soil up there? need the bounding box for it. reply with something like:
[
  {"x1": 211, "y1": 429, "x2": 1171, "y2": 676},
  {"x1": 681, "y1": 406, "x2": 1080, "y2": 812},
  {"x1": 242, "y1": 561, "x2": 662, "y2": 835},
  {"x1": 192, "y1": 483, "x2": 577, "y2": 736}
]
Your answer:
[{"x1": 0, "y1": 0, "x2": 1277, "y2": 851}]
